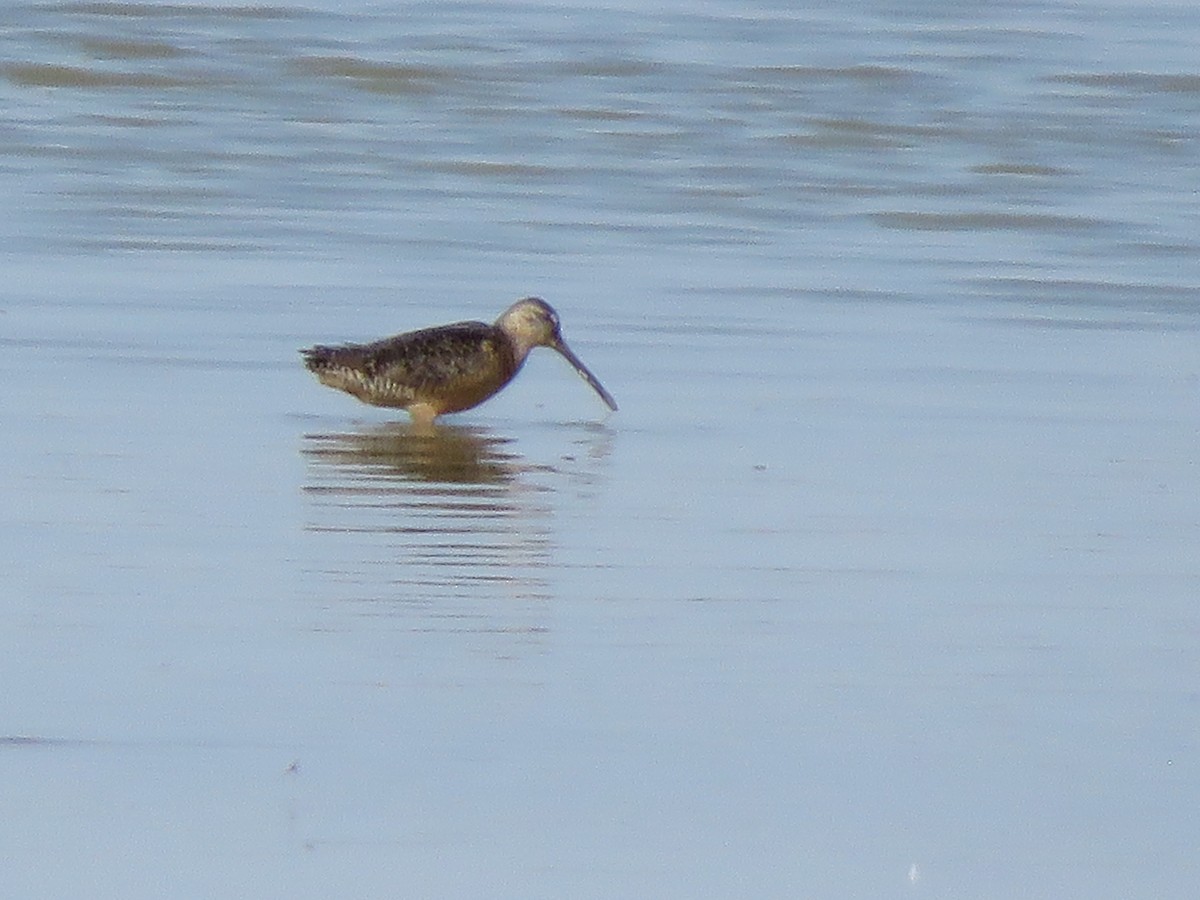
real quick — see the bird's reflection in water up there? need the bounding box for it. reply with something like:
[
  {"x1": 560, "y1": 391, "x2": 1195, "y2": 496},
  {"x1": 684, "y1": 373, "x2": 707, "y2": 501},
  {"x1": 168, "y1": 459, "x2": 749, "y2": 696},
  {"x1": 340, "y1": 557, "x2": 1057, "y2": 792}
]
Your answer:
[
  {"x1": 304, "y1": 421, "x2": 519, "y2": 485},
  {"x1": 301, "y1": 422, "x2": 555, "y2": 637}
]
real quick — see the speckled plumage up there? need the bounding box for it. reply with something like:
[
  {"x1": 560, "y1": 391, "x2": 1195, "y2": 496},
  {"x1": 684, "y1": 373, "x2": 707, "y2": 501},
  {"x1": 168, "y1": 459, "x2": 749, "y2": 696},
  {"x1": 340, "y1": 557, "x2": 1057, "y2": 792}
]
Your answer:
[{"x1": 301, "y1": 298, "x2": 617, "y2": 425}]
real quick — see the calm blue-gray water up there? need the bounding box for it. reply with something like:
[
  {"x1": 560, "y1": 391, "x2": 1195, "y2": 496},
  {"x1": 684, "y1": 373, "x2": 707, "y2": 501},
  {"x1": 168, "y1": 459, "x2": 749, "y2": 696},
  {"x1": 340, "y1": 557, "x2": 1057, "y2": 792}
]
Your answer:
[{"x1": 2, "y1": 1, "x2": 1199, "y2": 897}]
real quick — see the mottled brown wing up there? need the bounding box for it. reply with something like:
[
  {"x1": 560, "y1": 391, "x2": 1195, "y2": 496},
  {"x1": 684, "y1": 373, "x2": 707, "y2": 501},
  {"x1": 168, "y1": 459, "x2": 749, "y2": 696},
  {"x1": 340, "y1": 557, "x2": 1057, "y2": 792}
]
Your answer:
[{"x1": 302, "y1": 321, "x2": 517, "y2": 412}]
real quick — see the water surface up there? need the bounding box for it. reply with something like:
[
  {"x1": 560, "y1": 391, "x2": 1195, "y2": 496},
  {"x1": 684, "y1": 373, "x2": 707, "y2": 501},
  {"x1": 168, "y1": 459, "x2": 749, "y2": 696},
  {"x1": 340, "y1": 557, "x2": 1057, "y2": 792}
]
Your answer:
[{"x1": 2, "y1": 1, "x2": 1199, "y2": 897}]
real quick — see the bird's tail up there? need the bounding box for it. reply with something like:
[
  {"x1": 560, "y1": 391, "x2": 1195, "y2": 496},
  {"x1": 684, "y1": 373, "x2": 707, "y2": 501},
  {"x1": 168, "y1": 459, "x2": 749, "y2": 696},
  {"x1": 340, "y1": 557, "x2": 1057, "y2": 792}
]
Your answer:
[{"x1": 300, "y1": 346, "x2": 335, "y2": 372}]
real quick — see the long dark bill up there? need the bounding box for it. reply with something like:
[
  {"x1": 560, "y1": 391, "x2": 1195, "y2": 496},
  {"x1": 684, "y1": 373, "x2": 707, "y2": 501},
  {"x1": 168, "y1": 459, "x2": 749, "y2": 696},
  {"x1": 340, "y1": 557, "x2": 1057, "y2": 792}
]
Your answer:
[{"x1": 553, "y1": 340, "x2": 618, "y2": 412}]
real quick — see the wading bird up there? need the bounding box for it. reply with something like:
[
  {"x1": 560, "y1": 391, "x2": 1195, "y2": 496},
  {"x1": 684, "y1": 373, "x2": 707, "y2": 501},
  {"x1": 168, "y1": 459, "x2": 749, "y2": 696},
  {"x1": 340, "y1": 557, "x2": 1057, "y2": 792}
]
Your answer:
[{"x1": 302, "y1": 297, "x2": 617, "y2": 425}]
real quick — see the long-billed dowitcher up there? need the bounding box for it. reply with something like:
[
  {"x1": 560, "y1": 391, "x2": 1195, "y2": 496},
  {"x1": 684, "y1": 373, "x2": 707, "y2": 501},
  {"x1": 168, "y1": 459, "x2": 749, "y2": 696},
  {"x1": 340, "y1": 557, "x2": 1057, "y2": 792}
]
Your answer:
[{"x1": 301, "y1": 297, "x2": 617, "y2": 425}]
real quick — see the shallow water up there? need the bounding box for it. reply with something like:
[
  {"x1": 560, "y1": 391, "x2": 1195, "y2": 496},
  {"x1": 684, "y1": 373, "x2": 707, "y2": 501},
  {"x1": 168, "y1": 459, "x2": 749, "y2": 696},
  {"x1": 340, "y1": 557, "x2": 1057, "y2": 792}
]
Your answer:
[{"x1": 3, "y1": 1, "x2": 1199, "y2": 897}]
